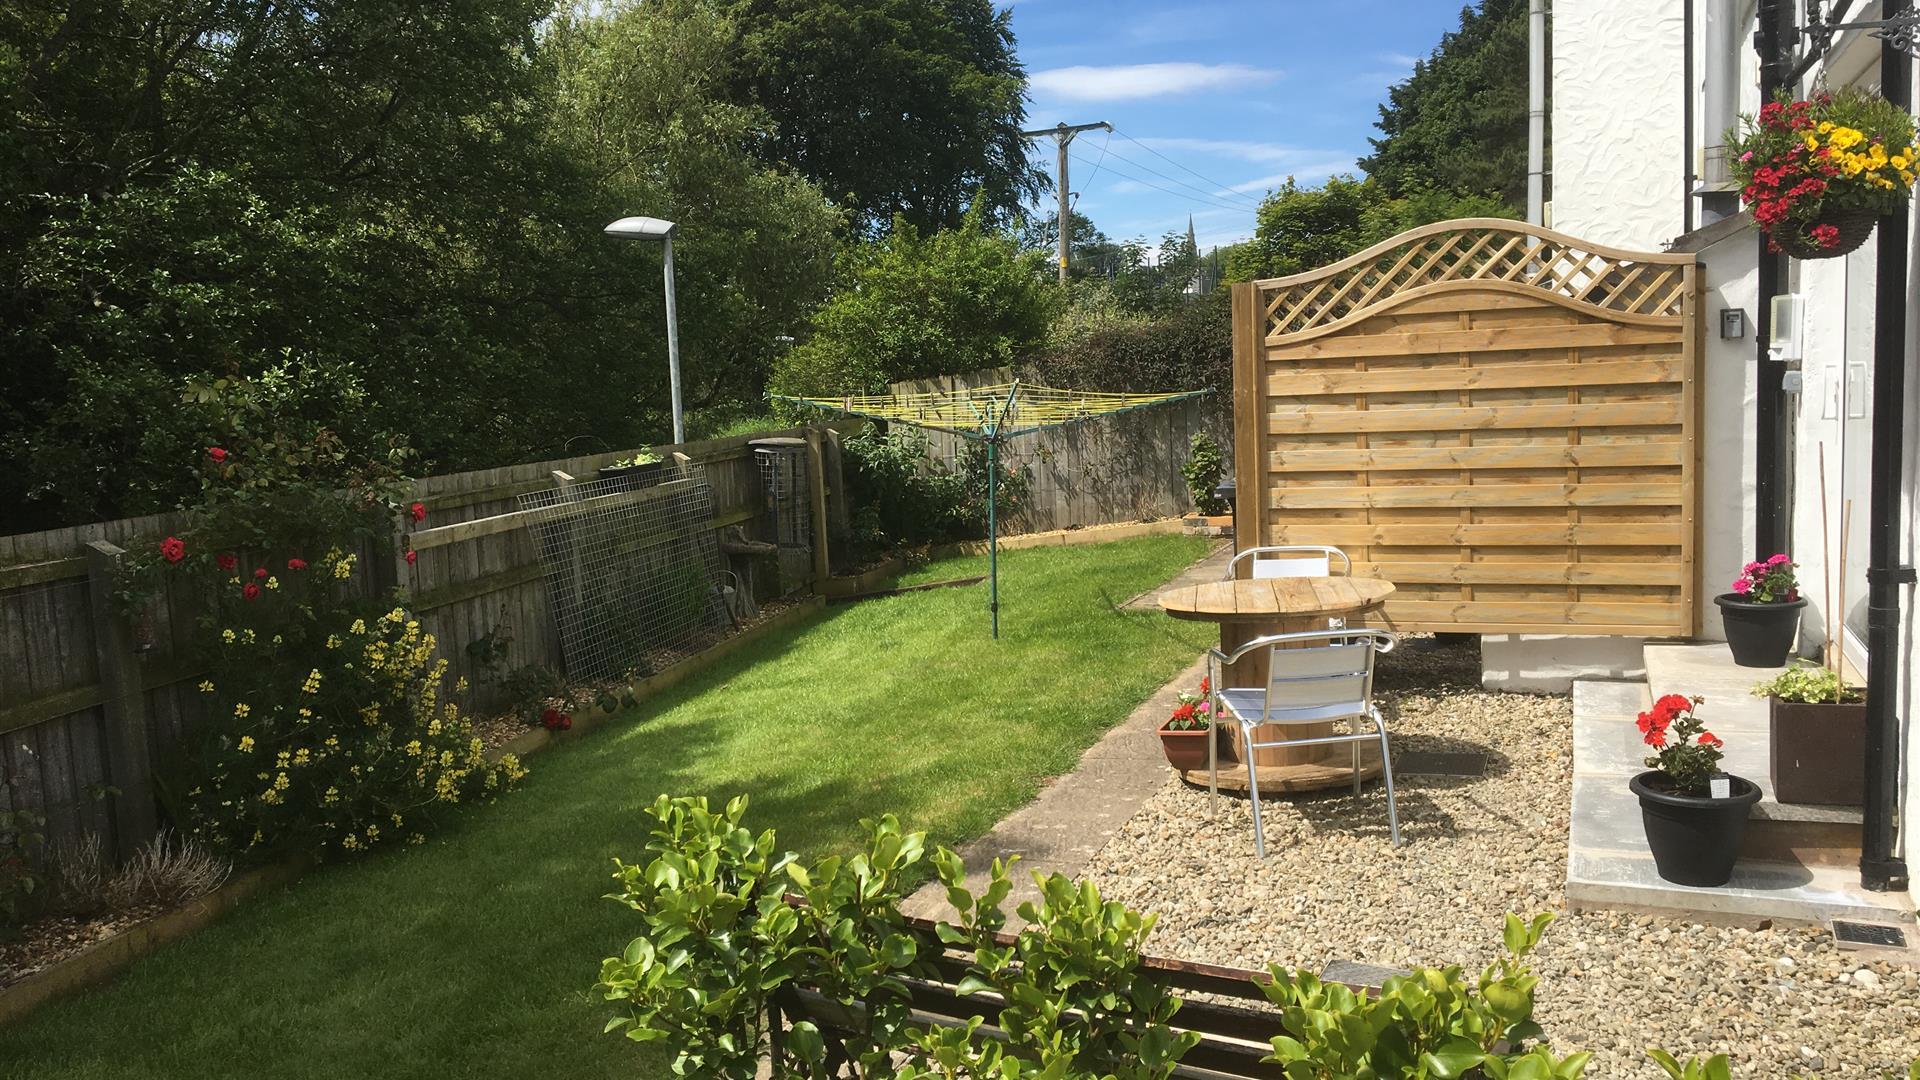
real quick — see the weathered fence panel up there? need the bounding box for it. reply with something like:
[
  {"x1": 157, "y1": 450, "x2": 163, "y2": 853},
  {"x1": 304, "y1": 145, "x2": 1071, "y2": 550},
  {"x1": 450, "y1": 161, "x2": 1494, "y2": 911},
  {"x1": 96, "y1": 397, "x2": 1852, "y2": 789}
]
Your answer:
[
  {"x1": 1233, "y1": 218, "x2": 1698, "y2": 638},
  {"x1": 0, "y1": 425, "x2": 845, "y2": 855},
  {"x1": 887, "y1": 369, "x2": 1225, "y2": 534}
]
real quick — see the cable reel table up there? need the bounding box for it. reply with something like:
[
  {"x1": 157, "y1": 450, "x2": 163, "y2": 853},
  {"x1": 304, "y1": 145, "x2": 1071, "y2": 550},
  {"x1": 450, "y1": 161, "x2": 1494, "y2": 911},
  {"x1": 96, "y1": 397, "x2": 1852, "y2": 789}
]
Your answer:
[{"x1": 1159, "y1": 576, "x2": 1395, "y2": 794}]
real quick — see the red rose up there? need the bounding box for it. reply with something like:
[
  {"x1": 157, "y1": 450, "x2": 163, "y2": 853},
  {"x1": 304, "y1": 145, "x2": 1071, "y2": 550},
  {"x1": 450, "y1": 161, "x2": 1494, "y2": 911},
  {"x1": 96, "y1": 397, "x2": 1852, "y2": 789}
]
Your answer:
[
  {"x1": 287, "y1": 557, "x2": 307, "y2": 571},
  {"x1": 207, "y1": 447, "x2": 228, "y2": 464},
  {"x1": 217, "y1": 553, "x2": 238, "y2": 572},
  {"x1": 254, "y1": 567, "x2": 268, "y2": 580},
  {"x1": 242, "y1": 583, "x2": 261, "y2": 601},
  {"x1": 159, "y1": 536, "x2": 186, "y2": 563},
  {"x1": 409, "y1": 502, "x2": 427, "y2": 523},
  {"x1": 405, "y1": 550, "x2": 417, "y2": 565}
]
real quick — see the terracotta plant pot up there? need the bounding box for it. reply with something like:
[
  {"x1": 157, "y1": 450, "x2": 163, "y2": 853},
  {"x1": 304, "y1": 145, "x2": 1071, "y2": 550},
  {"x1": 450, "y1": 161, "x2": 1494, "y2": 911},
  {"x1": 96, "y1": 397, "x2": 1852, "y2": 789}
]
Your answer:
[
  {"x1": 1714, "y1": 593, "x2": 1805, "y2": 667},
  {"x1": 1630, "y1": 770, "x2": 1762, "y2": 887},
  {"x1": 1769, "y1": 207, "x2": 1878, "y2": 260},
  {"x1": 1157, "y1": 725, "x2": 1213, "y2": 772},
  {"x1": 1769, "y1": 697, "x2": 1868, "y2": 805}
]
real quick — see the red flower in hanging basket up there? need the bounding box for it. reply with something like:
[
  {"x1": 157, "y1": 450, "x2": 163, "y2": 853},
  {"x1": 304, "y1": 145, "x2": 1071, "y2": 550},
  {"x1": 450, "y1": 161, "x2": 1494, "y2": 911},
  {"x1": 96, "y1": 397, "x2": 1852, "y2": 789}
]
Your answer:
[{"x1": 159, "y1": 536, "x2": 186, "y2": 563}]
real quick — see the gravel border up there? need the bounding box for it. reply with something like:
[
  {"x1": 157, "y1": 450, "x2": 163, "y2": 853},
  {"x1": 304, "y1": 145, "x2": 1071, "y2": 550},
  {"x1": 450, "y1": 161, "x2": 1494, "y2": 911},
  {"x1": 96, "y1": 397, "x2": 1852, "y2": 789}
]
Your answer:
[{"x1": 1078, "y1": 637, "x2": 1920, "y2": 1078}]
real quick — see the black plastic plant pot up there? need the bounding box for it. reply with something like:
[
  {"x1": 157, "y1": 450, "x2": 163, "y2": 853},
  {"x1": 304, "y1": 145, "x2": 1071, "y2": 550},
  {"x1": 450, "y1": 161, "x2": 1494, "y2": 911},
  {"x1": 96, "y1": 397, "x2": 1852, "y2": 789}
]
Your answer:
[
  {"x1": 1714, "y1": 593, "x2": 1805, "y2": 667},
  {"x1": 1629, "y1": 770, "x2": 1762, "y2": 887}
]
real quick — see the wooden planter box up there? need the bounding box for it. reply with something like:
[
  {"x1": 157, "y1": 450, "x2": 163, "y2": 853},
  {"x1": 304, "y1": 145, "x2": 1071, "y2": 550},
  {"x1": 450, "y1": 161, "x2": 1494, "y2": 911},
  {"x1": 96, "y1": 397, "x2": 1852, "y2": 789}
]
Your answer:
[{"x1": 1769, "y1": 697, "x2": 1868, "y2": 806}]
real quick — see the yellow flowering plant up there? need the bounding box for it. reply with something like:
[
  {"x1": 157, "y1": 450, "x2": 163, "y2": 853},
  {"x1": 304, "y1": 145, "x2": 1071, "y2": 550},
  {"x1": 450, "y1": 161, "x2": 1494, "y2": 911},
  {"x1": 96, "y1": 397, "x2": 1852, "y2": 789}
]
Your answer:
[
  {"x1": 1728, "y1": 89, "x2": 1917, "y2": 257},
  {"x1": 182, "y1": 599, "x2": 524, "y2": 858}
]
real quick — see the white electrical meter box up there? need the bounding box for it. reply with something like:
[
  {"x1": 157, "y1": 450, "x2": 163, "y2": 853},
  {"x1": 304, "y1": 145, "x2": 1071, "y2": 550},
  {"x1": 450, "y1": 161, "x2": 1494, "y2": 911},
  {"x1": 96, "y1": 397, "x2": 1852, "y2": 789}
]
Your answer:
[{"x1": 1769, "y1": 294, "x2": 1803, "y2": 361}]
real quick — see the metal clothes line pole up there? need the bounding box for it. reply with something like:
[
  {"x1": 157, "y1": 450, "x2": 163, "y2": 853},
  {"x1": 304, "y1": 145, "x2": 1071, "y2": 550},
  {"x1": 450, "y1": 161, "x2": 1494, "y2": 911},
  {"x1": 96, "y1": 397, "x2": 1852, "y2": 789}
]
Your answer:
[{"x1": 988, "y1": 436, "x2": 999, "y2": 639}]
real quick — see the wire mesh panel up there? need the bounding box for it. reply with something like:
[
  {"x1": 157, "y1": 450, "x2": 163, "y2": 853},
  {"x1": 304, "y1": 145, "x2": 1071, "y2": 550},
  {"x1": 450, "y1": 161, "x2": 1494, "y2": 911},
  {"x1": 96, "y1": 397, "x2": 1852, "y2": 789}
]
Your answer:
[{"x1": 517, "y1": 461, "x2": 726, "y2": 682}]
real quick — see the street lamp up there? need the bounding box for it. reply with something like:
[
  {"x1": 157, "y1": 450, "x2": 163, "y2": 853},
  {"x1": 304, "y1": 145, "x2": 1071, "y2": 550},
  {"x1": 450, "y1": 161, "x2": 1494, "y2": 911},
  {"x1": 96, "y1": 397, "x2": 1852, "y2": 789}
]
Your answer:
[{"x1": 604, "y1": 215, "x2": 683, "y2": 444}]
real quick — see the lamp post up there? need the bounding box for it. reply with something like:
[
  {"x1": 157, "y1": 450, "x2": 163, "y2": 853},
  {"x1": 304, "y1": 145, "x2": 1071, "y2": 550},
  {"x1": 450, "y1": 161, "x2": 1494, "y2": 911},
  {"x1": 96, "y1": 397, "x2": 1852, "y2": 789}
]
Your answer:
[{"x1": 604, "y1": 215, "x2": 683, "y2": 444}]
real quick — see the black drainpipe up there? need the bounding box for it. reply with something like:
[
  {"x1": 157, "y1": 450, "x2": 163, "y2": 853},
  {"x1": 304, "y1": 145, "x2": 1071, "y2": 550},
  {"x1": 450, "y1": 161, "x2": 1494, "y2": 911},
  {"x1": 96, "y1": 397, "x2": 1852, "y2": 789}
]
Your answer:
[
  {"x1": 1752, "y1": 0, "x2": 1792, "y2": 557},
  {"x1": 1861, "y1": 15, "x2": 1912, "y2": 893}
]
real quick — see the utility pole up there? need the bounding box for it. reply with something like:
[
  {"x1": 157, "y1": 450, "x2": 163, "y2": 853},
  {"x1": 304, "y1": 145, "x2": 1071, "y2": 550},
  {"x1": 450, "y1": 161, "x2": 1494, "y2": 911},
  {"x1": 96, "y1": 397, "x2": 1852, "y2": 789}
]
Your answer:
[{"x1": 1021, "y1": 121, "x2": 1110, "y2": 284}]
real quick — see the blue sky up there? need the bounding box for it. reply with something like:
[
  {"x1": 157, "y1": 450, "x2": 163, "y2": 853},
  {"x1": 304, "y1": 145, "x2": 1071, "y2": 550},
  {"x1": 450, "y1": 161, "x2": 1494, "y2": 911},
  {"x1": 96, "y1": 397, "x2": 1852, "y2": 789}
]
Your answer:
[{"x1": 1008, "y1": 1, "x2": 1465, "y2": 252}]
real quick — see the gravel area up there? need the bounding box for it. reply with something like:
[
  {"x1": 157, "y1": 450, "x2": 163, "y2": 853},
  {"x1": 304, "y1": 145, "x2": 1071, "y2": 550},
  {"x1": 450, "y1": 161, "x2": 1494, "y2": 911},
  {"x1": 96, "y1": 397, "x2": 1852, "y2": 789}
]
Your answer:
[{"x1": 1080, "y1": 636, "x2": 1920, "y2": 1079}]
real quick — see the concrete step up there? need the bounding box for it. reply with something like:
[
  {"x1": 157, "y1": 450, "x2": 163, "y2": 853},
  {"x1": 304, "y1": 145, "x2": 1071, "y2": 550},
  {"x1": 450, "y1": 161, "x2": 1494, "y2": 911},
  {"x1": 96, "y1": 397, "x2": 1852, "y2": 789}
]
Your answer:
[{"x1": 1566, "y1": 658, "x2": 1912, "y2": 927}]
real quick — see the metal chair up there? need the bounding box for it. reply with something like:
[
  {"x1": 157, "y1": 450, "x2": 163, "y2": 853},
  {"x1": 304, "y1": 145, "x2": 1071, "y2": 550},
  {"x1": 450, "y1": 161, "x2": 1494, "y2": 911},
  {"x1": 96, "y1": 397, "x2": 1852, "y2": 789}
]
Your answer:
[
  {"x1": 1225, "y1": 545, "x2": 1351, "y2": 581},
  {"x1": 1206, "y1": 628, "x2": 1400, "y2": 855}
]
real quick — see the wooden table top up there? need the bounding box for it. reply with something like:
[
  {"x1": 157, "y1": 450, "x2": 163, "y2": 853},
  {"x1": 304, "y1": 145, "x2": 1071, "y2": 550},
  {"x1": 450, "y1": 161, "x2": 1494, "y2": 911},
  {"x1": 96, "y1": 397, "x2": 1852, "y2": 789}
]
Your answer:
[{"x1": 1158, "y1": 576, "x2": 1394, "y2": 622}]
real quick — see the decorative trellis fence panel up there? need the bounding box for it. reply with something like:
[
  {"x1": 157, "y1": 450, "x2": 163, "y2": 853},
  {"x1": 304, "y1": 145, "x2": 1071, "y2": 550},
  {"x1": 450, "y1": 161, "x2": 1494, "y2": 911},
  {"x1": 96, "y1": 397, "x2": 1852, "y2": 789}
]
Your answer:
[{"x1": 1231, "y1": 219, "x2": 1699, "y2": 637}]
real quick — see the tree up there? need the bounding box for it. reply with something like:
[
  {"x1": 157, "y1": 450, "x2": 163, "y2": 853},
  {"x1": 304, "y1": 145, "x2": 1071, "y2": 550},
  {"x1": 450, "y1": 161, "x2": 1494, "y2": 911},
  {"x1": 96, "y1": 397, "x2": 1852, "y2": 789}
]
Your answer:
[
  {"x1": 1223, "y1": 175, "x2": 1514, "y2": 283},
  {"x1": 1361, "y1": 0, "x2": 1532, "y2": 208},
  {"x1": 769, "y1": 212, "x2": 1058, "y2": 395},
  {"x1": 0, "y1": 0, "x2": 840, "y2": 528},
  {"x1": 722, "y1": 0, "x2": 1046, "y2": 233}
]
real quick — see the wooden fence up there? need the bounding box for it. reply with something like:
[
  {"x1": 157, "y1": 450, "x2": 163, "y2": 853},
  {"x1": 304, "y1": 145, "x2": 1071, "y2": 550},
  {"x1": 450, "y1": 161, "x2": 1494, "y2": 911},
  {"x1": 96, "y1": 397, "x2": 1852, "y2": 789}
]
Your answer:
[
  {"x1": 0, "y1": 426, "x2": 847, "y2": 860},
  {"x1": 1232, "y1": 218, "x2": 1699, "y2": 637},
  {"x1": 888, "y1": 369, "x2": 1225, "y2": 534}
]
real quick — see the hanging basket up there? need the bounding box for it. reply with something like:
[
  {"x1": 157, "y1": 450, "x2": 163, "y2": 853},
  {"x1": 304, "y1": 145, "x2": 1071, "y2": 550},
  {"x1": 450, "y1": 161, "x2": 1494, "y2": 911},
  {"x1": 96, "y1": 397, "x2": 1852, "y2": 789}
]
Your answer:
[{"x1": 1769, "y1": 208, "x2": 1879, "y2": 260}]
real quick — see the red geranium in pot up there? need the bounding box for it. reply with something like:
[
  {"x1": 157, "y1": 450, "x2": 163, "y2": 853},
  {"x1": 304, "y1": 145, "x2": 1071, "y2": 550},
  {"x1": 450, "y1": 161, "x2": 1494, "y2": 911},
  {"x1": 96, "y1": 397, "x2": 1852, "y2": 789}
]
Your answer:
[
  {"x1": 1629, "y1": 694, "x2": 1760, "y2": 887},
  {"x1": 1157, "y1": 678, "x2": 1216, "y2": 773}
]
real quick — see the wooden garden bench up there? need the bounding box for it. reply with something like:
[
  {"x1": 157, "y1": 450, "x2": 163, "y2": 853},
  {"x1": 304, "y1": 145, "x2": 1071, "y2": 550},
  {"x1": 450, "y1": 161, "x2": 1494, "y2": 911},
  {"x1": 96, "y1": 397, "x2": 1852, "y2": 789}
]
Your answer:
[{"x1": 767, "y1": 909, "x2": 1366, "y2": 1079}]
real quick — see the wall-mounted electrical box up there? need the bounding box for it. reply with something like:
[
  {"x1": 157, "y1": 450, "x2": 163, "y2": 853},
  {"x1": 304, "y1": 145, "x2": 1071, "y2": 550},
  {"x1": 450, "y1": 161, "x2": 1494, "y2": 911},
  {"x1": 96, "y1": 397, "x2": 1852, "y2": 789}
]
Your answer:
[
  {"x1": 1719, "y1": 308, "x2": 1747, "y2": 339},
  {"x1": 1768, "y1": 294, "x2": 1803, "y2": 361}
]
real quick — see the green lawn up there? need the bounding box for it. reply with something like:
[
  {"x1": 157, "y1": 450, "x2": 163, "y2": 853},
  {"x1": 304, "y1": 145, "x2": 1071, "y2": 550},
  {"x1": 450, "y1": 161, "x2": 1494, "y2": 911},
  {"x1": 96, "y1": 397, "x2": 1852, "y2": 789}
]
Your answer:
[{"x1": 4, "y1": 535, "x2": 1212, "y2": 1080}]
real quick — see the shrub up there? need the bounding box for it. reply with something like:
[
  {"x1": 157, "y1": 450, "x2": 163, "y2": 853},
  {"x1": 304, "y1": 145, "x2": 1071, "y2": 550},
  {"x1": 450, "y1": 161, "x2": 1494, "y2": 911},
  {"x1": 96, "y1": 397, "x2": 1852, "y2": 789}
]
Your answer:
[
  {"x1": 114, "y1": 374, "x2": 522, "y2": 860},
  {"x1": 839, "y1": 424, "x2": 1029, "y2": 551},
  {"x1": 1025, "y1": 289, "x2": 1232, "y2": 399},
  {"x1": 594, "y1": 795, "x2": 1198, "y2": 1080},
  {"x1": 1751, "y1": 665, "x2": 1863, "y2": 704},
  {"x1": 1182, "y1": 432, "x2": 1227, "y2": 515},
  {"x1": 1, "y1": 808, "x2": 46, "y2": 927},
  {"x1": 595, "y1": 795, "x2": 1616, "y2": 1080},
  {"x1": 769, "y1": 211, "x2": 1058, "y2": 397},
  {"x1": 181, "y1": 597, "x2": 522, "y2": 857}
]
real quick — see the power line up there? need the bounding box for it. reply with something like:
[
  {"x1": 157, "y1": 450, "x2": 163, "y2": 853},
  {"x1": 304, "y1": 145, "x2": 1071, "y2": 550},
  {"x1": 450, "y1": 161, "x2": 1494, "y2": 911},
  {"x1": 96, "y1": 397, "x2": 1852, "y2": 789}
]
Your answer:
[
  {"x1": 1109, "y1": 128, "x2": 1273, "y2": 207},
  {"x1": 1065, "y1": 148, "x2": 1255, "y2": 216},
  {"x1": 1094, "y1": 141, "x2": 1266, "y2": 210}
]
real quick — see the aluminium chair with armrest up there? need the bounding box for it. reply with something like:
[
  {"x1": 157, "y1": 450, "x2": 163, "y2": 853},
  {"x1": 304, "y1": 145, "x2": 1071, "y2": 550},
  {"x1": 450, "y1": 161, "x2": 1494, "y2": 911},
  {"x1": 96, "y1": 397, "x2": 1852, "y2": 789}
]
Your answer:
[{"x1": 1205, "y1": 627, "x2": 1401, "y2": 855}]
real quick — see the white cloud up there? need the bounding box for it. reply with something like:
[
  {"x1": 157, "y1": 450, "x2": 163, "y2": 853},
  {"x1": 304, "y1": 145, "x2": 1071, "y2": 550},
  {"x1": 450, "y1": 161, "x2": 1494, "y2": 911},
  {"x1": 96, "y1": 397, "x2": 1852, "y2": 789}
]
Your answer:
[
  {"x1": 1378, "y1": 51, "x2": 1422, "y2": 68},
  {"x1": 1221, "y1": 159, "x2": 1359, "y2": 194},
  {"x1": 1134, "y1": 137, "x2": 1344, "y2": 165},
  {"x1": 1029, "y1": 62, "x2": 1279, "y2": 102}
]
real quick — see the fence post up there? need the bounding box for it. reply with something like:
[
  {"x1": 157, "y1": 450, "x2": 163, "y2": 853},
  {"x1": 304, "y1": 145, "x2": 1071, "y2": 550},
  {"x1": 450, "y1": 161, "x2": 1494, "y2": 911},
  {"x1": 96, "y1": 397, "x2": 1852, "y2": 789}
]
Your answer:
[
  {"x1": 803, "y1": 428, "x2": 831, "y2": 586},
  {"x1": 83, "y1": 541, "x2": 158, "y2": 860}
]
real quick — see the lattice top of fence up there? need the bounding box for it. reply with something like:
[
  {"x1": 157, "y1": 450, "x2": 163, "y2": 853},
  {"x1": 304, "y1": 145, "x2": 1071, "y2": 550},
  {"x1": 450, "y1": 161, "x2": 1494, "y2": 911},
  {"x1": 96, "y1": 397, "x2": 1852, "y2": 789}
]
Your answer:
[
  {"x1": 773, "y1": 382, "x2": 1207, "y2": 440},
  {"x1": 1254, "y1": 218, "x2": 1695, "y2": 340}
]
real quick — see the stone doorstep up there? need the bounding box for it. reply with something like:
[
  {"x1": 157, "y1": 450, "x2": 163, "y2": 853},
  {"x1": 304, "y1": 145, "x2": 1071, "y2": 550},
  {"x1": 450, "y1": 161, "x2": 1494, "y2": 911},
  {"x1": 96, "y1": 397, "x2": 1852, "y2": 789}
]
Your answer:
[
  {"x1": 1568, "y1": 662, "x2": 1913, "y2": 928},
  {"x1": 1565, "y1": 848, "x2": 1915, "y2": 927}
]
